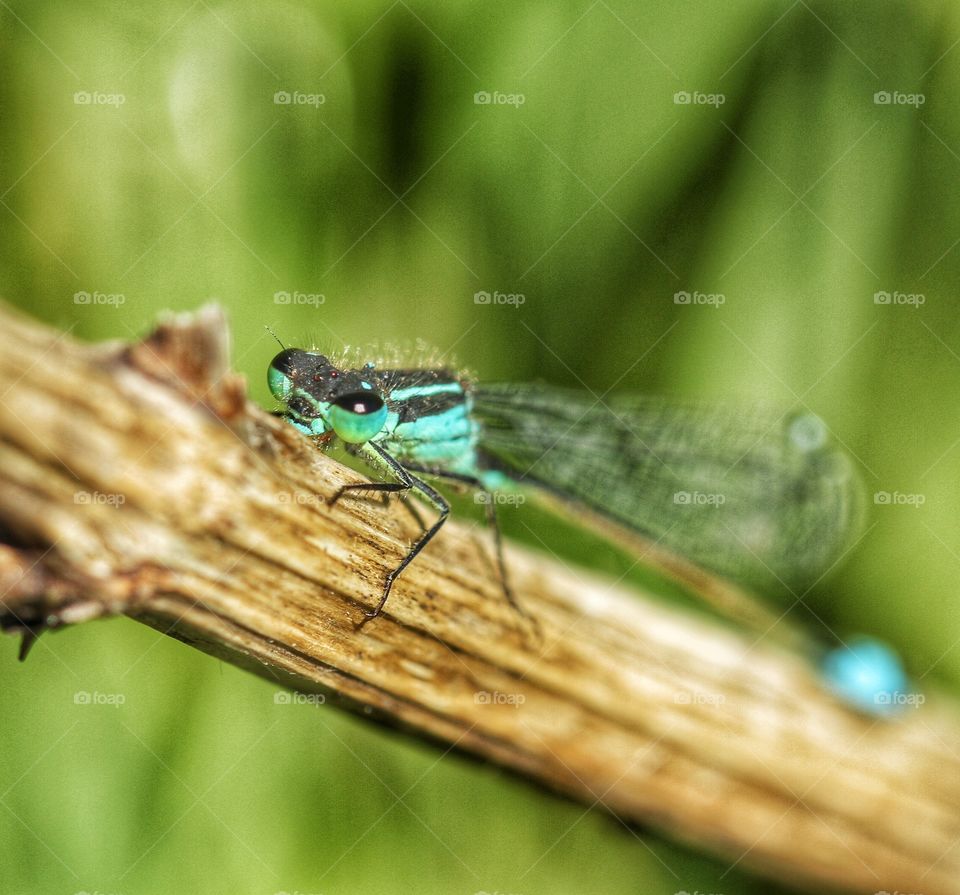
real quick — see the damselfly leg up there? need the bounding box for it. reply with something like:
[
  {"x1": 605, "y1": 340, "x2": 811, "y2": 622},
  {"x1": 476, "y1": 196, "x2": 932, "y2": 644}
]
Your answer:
[
  {"x1": 331, "y1": 442, "x2": 449, "y2": 621},
  {"x1": 403, "y1": 464, "x2": 534, "y2": 631}
]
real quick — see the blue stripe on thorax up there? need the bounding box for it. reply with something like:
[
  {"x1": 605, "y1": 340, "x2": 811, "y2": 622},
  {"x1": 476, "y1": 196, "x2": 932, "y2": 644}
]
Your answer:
[{"x1": 388, "y1": 382, "x2": 464, "y2": 402}]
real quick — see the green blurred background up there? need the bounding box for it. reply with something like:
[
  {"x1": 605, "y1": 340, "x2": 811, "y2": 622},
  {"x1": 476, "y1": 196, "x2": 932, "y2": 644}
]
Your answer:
[{"x1": 1, "y1": 1, "x2": 958, "y2": 893}]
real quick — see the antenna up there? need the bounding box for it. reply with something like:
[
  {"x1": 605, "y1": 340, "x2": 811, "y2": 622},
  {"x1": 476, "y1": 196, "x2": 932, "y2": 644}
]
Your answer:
[{"x1": 265, "y1": 325, "x2": 286, "y2": 350}]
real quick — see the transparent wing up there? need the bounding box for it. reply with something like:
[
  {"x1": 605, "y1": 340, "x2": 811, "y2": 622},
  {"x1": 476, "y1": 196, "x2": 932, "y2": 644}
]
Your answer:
[{"x1": 473, "y1": 383, "x2": 865, "y2": 592}]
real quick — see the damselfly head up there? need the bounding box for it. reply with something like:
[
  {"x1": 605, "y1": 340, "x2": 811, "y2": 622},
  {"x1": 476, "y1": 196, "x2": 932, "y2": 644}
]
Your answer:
[{"x1": 268, "y1": 348, "x2": 389, "y2": 444}]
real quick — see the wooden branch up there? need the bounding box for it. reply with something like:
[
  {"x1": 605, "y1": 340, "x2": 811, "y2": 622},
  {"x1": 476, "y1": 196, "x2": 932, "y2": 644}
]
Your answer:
[{"x1": 1, "y1": 301, "x2": 958, "y2": 895}]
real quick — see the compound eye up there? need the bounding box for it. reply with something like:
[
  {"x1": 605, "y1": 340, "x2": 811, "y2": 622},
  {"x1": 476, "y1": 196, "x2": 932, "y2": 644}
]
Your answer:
[
  {"x1": 270, "y1": 348, "x2": 301, "y2": 375},
  {"x1": 268, "y1": 349, "x2": 303, "y2": 399},
  {"x1": 329, "y1": 391, "x2": 388, "y2": 443}
]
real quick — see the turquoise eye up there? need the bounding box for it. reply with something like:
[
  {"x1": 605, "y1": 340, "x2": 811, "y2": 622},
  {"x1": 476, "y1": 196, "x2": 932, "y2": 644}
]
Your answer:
[
  {"x1": 328, "y1": 391, "x2": 388, "y2": 444},
  {"x1": 268, "y1": 349, "x2": 301, "y2": 400},
  {"x1": 268, "y1": 367, "x2": 291, "y2": 400}
]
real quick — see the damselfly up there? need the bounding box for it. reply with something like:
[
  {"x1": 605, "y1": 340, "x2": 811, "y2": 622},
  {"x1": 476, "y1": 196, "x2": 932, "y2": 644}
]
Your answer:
[{"x1": 267, "y1": 346, "x2": 863, "y2": 625}]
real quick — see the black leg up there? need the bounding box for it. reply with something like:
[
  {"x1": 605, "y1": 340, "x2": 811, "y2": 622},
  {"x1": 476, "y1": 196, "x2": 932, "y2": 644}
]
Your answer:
[
  {"x1": 333, "y1": 470, "x2": 420, "y2": 523},
  {"x1": 402, "y1": 464, "x2": 533, "y2": 628},
  {"x1": 479, "y1": 492, "x2": 533, "y2": 625},
  {"x1": 366, "y1": 445, "x2": 449, "y2": 620},
  {"x1": 342, "y1": 444, "x2": 451, "y2": 621},
  {"x1": 335, "y1": 480, "x2": 427, "y2": 533},
  {"x1": 329, "y1": 478, "x2": 409, "y2": 507},
  {"x1": 396, "y1": 493, "x2": 427, "y2": 531}
]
